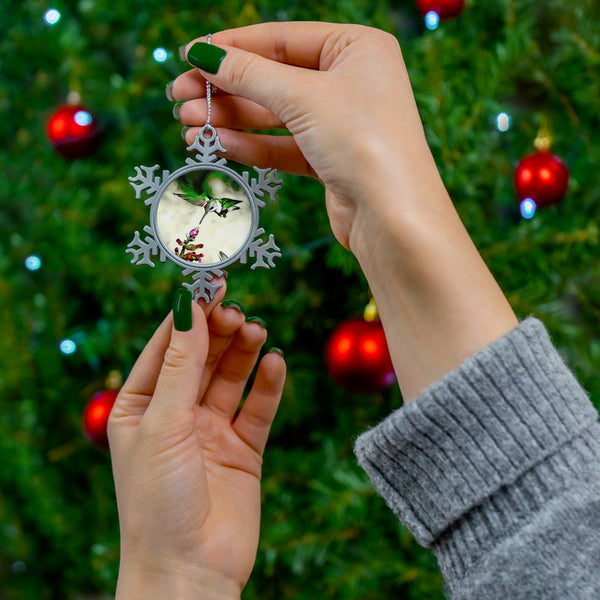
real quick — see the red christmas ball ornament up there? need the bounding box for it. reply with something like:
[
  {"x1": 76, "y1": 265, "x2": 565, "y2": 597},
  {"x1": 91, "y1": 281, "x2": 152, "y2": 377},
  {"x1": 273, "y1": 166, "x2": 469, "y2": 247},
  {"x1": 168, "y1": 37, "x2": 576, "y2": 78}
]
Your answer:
[
  {"x1": 514, "y1": 150, "x2": 569, "y2": 208},
  {"x1": 417, "y1": 0, "x2": 465, "y2": 20},
  {"x1": 47, "y1": 103, "x2": 100, "y2": 158},
  {"x1": 326, "y1": 317, "x2": 396, "y2": 393},
  {"x1": 83, "y1": 390, "x2": 118, "y2": 447}
]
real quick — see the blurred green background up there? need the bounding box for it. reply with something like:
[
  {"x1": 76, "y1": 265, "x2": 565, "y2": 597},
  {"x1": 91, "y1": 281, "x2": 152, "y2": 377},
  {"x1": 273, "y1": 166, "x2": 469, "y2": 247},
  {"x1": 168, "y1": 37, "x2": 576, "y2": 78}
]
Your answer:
[{"x1": 1, "y1": 0, "x2": 599, "y2": 598}]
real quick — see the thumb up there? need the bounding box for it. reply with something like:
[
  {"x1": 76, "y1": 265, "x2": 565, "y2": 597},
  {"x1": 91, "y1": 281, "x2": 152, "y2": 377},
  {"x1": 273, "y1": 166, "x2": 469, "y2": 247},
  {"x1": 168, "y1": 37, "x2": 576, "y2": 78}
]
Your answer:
[
  {"x1": 145, "y1": 288, "x2": 209, "y2": 421},
  {"x1": 184, "y1": 39, "x2": 312, "y2": 122}
]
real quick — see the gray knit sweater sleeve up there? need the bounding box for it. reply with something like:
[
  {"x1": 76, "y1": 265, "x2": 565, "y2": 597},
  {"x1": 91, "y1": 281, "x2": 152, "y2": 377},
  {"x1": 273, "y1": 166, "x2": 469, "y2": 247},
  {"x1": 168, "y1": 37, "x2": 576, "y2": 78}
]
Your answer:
[{"x1": 354, "y1": 317, "x2": 600, "y2": 599}]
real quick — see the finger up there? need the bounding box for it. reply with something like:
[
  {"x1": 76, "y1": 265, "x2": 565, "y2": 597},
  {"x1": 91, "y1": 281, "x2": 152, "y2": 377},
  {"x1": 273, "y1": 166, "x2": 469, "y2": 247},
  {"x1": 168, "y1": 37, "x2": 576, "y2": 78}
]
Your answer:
[
  {"x1": 182, "y1": 33, "x2": 316, "y2": 120},
  {"x1": 112, "y1": 282, "x2": 224, "y2": 420},
  {"x1": 110, "y1": 312, "x2": 174, "y2": 420},
  {"x1": 196, "y1": 301, "x2": 246, "y2": 402},
  {"x1": 178, "y1": 96, "x2": 284, "y2": 131},
  {"x1": 201, "y1": 320, "x2": 268, "y2": 421},
  {"x1": 196, "y1": 21, "x2": 350, "y2": 70},
  {"x1": 233, "y1": 351, "x2": 286, "y2": 456},
  {"x1": 181, "y1": 23, "x2": 377, "y2": 115},
  {"x1": 183, "y1": 127, "x2": 315, "y2": 177},
  {"x1": 169, "y1": 68, "x2": 216, "y2": 102},
  {"x1": 145, "y1": 297, "x2": 209, "y2": 419}
]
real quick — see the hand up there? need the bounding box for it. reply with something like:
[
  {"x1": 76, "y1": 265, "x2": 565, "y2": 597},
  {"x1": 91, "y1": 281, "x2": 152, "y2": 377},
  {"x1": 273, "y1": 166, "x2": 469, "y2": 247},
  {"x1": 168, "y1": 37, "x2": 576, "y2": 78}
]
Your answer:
[
  {"x1": 170, "y1": 22, "x2": 438, "y2": 250},
  {"x1": 170, "y1": 22, "x2": 517, "y2": 401},
  {"x1": 108, "y1": 286, "x2": 286, "y2": 599}
]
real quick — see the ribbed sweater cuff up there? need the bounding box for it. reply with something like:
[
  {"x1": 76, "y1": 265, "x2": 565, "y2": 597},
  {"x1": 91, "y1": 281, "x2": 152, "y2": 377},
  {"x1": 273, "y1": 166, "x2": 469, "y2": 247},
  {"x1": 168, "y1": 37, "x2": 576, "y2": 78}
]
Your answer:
[{"x1": 354, "y1": 317, "x2": 598, "y2": 549}]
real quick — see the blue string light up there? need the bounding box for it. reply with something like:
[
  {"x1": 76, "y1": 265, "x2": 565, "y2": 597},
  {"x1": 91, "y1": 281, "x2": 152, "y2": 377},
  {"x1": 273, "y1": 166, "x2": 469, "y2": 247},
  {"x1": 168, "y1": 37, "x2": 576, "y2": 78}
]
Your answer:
[
  {"x1": 25, "y1": 255, "x2": 42, "y2": 271},
  {"x1": 153, "y1": 47, "x2": 168, "y2": 63},
  {"x1": 60, "y1": 339, "x2": 77, "y2": 355},
  {"x1": 425, "y1": 11, "x2": 440, "y2": 30},
  {"x1": 44, "y1": 9, "x2": 61, "y2": 25},
  {"x1": 520, "y1": 198, "x2": 537, "y2": 219},
  {"x1": 74, "y1": 110, "x2": 93, "y2": 126}
]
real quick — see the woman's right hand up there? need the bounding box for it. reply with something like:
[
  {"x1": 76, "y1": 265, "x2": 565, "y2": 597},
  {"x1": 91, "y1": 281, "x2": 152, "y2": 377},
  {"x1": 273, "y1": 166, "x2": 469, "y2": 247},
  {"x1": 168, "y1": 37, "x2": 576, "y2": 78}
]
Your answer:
[
  {"x1": 169, "y1": 22, "x2": 442, "y2": 250},
  {"x1": 170, "y1": 22, "x2": 518, "y2": 401}
]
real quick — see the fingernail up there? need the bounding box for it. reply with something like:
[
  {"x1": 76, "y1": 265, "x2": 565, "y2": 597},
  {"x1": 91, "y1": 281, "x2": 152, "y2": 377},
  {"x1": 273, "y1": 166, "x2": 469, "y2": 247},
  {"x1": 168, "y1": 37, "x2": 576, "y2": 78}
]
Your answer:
[
  {"x1": 173, "y1": 287, "x2": 193, "y2": 331},
  {"x1": 178, "y1": 44, "x2": 188, "y2": 61},
  {"x1": 221, "y1": 300, "x2": 244, "y2": 313},
  {"x1": 269, "y1": 347, "x2": 284, "y2": 358},
  {"x1": 187, "y1": 42, "x2": 227, "y2": 74},
  {"x1": 246, "y1": 316, "x2": 267, "y2": 329},
  {"x1": 165, "y1": 80, "x2": 175, "y2": 102},
  {"x1": 172, "y1": 101, "x2": 184, "y2": 120},
  {"x1": 180, "y1": 126, "x2": 190, "y2": 140}
]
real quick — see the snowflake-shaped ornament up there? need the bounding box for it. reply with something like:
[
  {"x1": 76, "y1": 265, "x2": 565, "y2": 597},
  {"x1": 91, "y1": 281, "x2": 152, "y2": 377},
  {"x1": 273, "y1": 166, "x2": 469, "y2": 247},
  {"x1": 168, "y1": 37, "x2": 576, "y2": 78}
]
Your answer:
[{"x1": 127, "y1": 124, "x2": 283, "y2": 302}]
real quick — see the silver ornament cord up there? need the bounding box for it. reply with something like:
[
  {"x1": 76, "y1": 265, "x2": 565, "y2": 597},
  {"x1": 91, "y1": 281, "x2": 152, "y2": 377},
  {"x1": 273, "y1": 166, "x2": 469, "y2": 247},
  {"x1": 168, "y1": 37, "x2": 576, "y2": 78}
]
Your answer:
[{"x1": 205, "y1": 33, "x2": 213, "y2": 125}]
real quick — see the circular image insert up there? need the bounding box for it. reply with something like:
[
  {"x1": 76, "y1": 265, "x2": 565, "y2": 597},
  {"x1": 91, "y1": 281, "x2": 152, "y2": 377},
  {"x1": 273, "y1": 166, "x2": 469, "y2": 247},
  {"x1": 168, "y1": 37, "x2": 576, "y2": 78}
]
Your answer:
[{"x1": 157, "y1": 170, "x2": 252, "y2": 267}]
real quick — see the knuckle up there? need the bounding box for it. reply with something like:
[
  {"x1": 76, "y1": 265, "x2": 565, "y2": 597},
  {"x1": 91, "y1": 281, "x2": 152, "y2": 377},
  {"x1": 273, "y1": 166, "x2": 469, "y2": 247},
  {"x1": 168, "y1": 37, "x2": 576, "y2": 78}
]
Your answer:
[
  {"x1": 162, "y1": 343, "x2": 191, "y2": 371},
  {"x1": 228, "y1": 52, "x2": 260, "y2": 90}
]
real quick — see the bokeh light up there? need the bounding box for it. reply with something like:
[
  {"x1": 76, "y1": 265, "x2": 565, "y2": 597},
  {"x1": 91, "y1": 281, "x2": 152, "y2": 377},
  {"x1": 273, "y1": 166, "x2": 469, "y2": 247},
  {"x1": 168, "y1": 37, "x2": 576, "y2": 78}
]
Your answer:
[
  {"x1": 25, "y1": 255, "x2": 42, "y2": 271},
  {"x1": 44, "y1": 9, "x2": 61, "y2": 25},
  {"x1": 59, "y1": 339, "x2": 77, "y2": 354},
  {"x1": 74, "y1": 110, "x2": 93, "y2": 126},
  {"x1": 520, "y1": 198, "x2": 537, "y2": 219},
  {"x1": 153, "y1": 47, "x2": 168, "y2": 62},
  {"x1": 425, "y1": 11, "x2": 440, "y2": 30},
  {"x1": 496, "y1": 112, "x2": 511, "y2": 132}
]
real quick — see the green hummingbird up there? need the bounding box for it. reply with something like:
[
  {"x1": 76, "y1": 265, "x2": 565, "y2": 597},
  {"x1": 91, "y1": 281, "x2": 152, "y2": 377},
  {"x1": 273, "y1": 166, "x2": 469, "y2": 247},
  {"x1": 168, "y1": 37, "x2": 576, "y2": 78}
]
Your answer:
[{"x1": 175, "y1": 176, "x2": 243, "y2": 226}]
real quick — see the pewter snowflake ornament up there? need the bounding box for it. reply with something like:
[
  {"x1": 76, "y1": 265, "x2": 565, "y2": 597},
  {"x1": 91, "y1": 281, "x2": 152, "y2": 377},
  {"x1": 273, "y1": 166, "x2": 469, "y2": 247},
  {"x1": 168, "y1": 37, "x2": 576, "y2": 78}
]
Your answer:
[{"x1": 126, "y1": 124, "x2": 283, "y2": 302}]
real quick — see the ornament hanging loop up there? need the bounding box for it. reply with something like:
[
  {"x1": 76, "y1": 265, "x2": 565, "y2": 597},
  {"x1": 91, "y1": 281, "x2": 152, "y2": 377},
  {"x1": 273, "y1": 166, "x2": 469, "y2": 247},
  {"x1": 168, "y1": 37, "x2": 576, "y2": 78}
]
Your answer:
[{"x1": 199, "y1": 123, "x2": 218, "y2": 142}]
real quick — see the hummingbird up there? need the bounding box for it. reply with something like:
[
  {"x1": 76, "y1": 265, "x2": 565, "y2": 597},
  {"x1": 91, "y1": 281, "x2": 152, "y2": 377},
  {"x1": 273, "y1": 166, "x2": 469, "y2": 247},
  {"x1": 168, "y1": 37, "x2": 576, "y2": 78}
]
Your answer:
[{"x1": 175, "y1": 176, "x2": 243, "y2": 226}]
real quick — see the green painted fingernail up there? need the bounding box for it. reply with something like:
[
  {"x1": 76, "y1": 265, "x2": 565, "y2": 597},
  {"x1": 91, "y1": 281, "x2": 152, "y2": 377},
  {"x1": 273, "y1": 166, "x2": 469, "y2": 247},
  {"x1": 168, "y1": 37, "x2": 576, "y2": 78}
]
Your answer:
[
  {"x1": 246, "y1": 316, "x2": 267, "y2": 329},
  {"x1": 180, "y1": 126, "x2": 190, "y2": 140},
  {"x1": 172, "y1": 101, "x2": 184, "y2": 120},
  {"x1": 178, "y1": 45, "x2": 188, "y2": 61},
  {"x1": 165, "y1": 80, "x2": 175, "y2": 102},
  {"x1": 187, "y1": 42, "x2": 226, "y2": 74},
  {"x1": 269, "y1": 347, "x2": 284, "y2": 358},
  {"x1": 173, "y1": 287, "x2": 193, "y2": 331},
  {"x1": 222, "y1": 300, "x2": 244, "y2": 313}
]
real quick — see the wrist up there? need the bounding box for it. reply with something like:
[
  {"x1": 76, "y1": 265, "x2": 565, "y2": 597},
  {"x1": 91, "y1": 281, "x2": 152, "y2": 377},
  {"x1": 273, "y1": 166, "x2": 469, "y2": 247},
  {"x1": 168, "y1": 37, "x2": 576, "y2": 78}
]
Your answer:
[
  {"x1": 347, "y1": 137, "x2": 449, "y2": 257},
  {"x1": 348, "y1": 157, "x2": 517, "y2": 401},
  {"x1": 116, "y1": 559, "x2": 242, "y2": 600}
]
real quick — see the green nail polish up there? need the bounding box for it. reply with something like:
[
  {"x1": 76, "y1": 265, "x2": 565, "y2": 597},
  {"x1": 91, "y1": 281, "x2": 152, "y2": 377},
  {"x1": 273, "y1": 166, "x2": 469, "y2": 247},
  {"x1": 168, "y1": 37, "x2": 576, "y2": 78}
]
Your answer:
[
  {"x1": 173, "y1": 287, "x2": 193, "y2": 331},
  {"x1": 246, "y1": 316, "x2": 267, "y2": 329},
  {"x1": 187, "y1": 42, "x2": 226, "y2": 74},
  {"x1": 222, "y1": 300, "x2": 245, "y2": 313},
  {"x1": 180, "y1": 126, "x2": 191, "y2": 140},
  {"x1": 172, "y1": 101, "x2": 184, "y2": 120},
  {"x1": 165, "y1": 80, "x2": 175, "y2": 102},
  {"x1": 269, "y1": 347, "x2": 284, "y2": 358}
]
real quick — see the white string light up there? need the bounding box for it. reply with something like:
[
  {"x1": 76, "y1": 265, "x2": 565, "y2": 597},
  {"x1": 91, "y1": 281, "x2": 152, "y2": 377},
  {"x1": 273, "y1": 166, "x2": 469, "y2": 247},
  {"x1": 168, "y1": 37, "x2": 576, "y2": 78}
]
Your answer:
[{"x1": 496, "y1": 112, "x2": 511, "y2": 132}]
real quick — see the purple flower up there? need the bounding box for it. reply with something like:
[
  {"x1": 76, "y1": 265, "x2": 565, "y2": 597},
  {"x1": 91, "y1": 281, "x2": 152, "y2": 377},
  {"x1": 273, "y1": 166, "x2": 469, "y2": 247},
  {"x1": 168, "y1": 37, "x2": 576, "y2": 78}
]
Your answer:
[{"x1": 189, "y1": 228, "x2": 199, "y2": 239}]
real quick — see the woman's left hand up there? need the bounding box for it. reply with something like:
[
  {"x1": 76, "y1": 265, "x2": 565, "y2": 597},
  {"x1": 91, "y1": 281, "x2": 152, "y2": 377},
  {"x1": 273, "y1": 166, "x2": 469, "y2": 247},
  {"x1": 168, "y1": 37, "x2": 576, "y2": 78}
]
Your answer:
[{"x1": 108, "y1": 286, "x2": 286, "y2": 600}]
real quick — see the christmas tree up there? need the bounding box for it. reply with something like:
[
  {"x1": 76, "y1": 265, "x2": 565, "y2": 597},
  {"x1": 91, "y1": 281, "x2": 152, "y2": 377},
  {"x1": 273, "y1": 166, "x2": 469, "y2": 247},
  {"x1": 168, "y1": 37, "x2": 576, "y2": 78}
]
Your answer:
[{"x1": 2, "y1": 1, "x2": 599, "y2": 598}]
